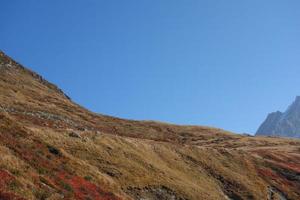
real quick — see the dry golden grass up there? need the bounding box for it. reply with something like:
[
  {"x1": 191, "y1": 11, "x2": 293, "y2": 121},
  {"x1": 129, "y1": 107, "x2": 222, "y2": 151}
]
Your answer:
[{"x1": 1, "y1": 51, "x2": 300, "y2": 200}]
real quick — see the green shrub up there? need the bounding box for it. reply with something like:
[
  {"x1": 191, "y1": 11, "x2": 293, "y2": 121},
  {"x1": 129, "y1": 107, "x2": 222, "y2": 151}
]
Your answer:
[
  {"x1": 35, "y1": 189, "x2": 51, "y2": 200},
  {"x1": 59, "y1": 180, "x2": 73, "y2": 192},
  {"x1": 84, "y1": 175, "x2": 93, "y2": 181}
]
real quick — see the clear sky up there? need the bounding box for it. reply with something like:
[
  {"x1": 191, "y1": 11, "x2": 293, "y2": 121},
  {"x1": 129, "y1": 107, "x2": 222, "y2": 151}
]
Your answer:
[{"x1": 1, "y1": 1, "x2": 300, "y2": 134}]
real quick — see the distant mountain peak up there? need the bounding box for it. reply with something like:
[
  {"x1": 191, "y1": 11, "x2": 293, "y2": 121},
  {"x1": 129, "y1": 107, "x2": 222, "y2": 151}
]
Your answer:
[
  {"x1": 291, "y1": 96, "x2": 300, "y2": 105},
  {"x1": 256, "y1": 96, "x2": 300, "y2": 138}
]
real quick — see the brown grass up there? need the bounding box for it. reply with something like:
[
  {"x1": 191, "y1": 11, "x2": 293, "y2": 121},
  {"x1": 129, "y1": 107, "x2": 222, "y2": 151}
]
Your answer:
[{"x1": 1, "y1": 51, "x2": 300, "y2": 200}]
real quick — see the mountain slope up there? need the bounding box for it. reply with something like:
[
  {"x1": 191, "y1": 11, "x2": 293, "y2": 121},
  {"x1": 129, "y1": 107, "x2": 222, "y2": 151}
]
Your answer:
[
  {"x1": 256, "y1": 97, "x2": 300, "y2": 138},
  {"x1": 1, "y1": 51, "x2": 300, "y2": 200}
]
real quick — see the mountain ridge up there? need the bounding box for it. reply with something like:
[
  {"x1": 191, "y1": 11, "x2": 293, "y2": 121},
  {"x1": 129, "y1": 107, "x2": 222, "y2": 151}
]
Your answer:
[
  {"x1": 256, "y1": 96, "x2": 300, "y2": 138},
  {"x1": 0, "y1": 51, "x2": 71, "y2": 100}
]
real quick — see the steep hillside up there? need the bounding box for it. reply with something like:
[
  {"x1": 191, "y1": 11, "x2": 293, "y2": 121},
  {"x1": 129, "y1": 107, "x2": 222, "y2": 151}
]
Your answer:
[
  {"x1": 257, "y1": 97, "x2": 300, "y2": 138},
  {"x1": 0, "y1": 51, "x2": 300, "y2": 200}
]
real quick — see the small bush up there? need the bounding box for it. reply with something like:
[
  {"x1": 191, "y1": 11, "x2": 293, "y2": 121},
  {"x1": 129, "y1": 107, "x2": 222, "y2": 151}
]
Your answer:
[
  {"x1": 47, "y1": 145, "x2": 61, "y2": 156},
  {"x1": 60, "y1": 180, "x2": 73, "y2": 192},
  {"x1": 8, "y1": 180, "x2": 21, "y2": 191},
  {"x1": 37, "y1": 167, "x2": 48, "y2": 175},
  {"x1": 35, "y1": 189, "x2": 51, "y2": 200},
  {"x1": 84, "y1": 175, "x2": 93, "y2": 181},
  {"x1": 40, "y1": 176, "x2": 50, "y2": 186},
  {"x1": 11, "y1": 169, "x2": 21, "y2": 176}
]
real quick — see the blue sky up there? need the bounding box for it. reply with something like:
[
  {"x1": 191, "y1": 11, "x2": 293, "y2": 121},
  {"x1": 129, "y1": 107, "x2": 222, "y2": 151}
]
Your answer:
[{"x1": 1, "y1": 1, "x2": 300, "y2": 134}]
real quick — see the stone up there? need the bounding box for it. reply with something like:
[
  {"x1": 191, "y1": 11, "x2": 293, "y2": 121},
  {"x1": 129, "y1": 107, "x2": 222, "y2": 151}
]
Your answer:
[
  {"x1": 68, "y1": 131, "x2": 81, "y2": 138},
  {"x1": 256, "y1": 96, "x2": 300, "y2": 138}
]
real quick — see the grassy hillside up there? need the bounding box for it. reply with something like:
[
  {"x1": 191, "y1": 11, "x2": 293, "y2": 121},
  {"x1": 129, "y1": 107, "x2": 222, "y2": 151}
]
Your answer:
[{"x1": 0, "y1": 51, "x2": 300, "y2": 200}]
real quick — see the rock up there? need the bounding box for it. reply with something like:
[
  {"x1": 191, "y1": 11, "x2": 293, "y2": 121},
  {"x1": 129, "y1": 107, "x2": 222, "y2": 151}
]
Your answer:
[
  {"x1": 68, "y1": 131, "x2": 81, "y2": 139},
  {"x1": 77, "y1": 127, "x2": 87, "y2": 131},
  {"x1": 126, "y1": 185, "x2": 187, "y2": 200},
  {"x1": 256, "y1": 96, "x2": 300, "y2": 138},
  {"x1": 47, "y1": 145, "x2": 61, "y2": 156},
  {"x1": 267, "y1": 186, "x2": 287, "y2": 200},
  {"x1": 96, "y1": 131, "x2": 101, "y2": 135}
]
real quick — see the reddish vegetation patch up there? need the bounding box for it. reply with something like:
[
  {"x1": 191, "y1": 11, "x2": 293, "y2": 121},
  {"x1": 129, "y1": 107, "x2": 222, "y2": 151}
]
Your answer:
[
  {"x1": 0, "y1": 170, "x2": 26, "y2": 200},
  {"x1": 271, "y1": 161, "x2": 300, "y2": 174},
  {"x1": 58, "y1": 172, "x2": 121, "y2": 200},
  {"x1": 258, "y1": 168, "x2": 279, "y2": 180},
  {"x1": 258, "y1": 167, "x2": 296, "y2": 189},
  {"x1": 0, "y1": 192, "x2": 26, "y2": 200},
  {"x1": 254, "y1": 150, "x2": 300, "y2": 175},
  {"x1": 0, "y1": 170, "x2": 14, "y2": 189}
]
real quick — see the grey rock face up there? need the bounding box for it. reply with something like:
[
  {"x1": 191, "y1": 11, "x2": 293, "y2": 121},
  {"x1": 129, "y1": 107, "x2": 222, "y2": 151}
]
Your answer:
[{"x1": 256, "y1": 96, "x2": 300, "y2": 138}]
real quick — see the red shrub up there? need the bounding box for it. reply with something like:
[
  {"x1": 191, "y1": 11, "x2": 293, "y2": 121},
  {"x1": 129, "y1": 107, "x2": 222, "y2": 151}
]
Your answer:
[
  {"x1": 58, "y1": 172, "x2": 122, "y2": 200},
  {"x1": 0, "y1": 170, "x2": 14, "y2": 189},
  {"x1": 0, "y1": 170, "x2": 26, "y2": 200}
]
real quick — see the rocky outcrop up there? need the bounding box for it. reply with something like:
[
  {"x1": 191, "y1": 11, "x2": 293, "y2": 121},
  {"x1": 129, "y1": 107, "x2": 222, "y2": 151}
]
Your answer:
[
  {"x1": 256, "y1": 111, "x2": 283, "y2": 136},
  {"x1": 256, "y1": 96, "x2": 300, "y2": 138},
  {"x1": 267, "y1": 186, "x2": 287, "y2": 200},
  {"x1": 126, "y1": 185, "x2": 187, "y2": 200}
]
